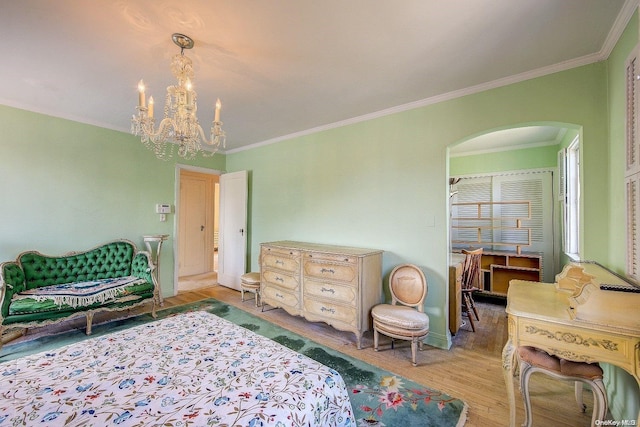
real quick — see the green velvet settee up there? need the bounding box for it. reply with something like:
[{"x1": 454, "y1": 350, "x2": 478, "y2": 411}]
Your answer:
[{"x1": 0, "y1": 239, "x2": 159, "y2": 349}]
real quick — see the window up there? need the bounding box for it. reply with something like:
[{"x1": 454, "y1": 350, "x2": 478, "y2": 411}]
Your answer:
[
  {"x1": 626, "y1": 49, "x2": 640, "y2": 281},
  {"x1": 559, "y1": 137, "x2": 580, "y2": 258}
]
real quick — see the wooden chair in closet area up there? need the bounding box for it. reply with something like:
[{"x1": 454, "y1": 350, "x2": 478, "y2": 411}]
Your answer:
[{"x1": 461, "y1": 248, "x2": 483, "y2": 332}]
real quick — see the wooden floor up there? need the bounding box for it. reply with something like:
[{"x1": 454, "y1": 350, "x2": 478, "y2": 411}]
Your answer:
[
  {"x1": 166, "y1": 285, "x2": 598, "y2": 427},
  {"x1": 4, "y1": 285, "x2": 599, "y2": 426}
]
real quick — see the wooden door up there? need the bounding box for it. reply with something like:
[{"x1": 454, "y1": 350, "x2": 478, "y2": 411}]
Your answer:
[{"x1": 178, "y1": 171, "x2": 215, "y2": 277}]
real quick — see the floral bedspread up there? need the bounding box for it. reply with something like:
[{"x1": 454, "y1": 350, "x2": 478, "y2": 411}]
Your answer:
[{"x1": 0, "y1": 311, "x2": 354, "y2": 426}]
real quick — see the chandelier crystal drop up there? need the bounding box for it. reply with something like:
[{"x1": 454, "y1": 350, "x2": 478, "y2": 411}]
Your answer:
[{"x1": 131, "y1": 33, "x2": 226, "y2": 160}]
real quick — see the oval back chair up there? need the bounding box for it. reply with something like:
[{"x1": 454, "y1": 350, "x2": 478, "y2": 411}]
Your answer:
[{"x1": 371, "y1": 264, "x2": 430, "y2": 366}]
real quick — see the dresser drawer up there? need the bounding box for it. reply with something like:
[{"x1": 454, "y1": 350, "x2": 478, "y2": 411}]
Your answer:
[
  {"x1": 262, "y1": 285, "x2": 300, "y2": 310},
  {"x1": 303, "y1": 260, "x2": 357, "y2": 284},
  {"x1": 304, "y1": 298, "x2": 357, "y2": 327},
  {"x1": 304, "y1": 279, "x2": 357, "y2": 304},
  {"x1": 262, "y1": 270, "x2": 299, "y2": 291},
  {"x1": 305, "y1": 252, "x2": 357, "y2": 264},
  {"x1": 262, "y1": 247, "x2": 300, "y2": 272}
]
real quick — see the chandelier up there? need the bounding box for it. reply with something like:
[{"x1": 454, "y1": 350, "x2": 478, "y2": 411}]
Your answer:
[{"x1": 131, "y1": 33, "x2": 226, "y2": 160}]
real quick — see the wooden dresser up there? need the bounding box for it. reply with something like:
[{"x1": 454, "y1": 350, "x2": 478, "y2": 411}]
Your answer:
[{"x1": 260, "y1": 241, "x2": 383, "y2": 349}]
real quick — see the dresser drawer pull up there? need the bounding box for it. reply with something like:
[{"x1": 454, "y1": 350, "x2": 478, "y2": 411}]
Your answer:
[
  {"x1": 321, "y1": 306, "x2": 336, "y2": 314},
  {"x1": 276, "y1": 293, "x2": 284, "y2": 299},
  {"x1": 275, "y1": 259, "x2": 284, "y2": 266},
  {"x1": 275, "y1": 276, "x2": 284, "y2": 283},
  {"x1": 320, "y1": 268, "x2": 335, "y2": 274},
  {"x1": 321, "y1": 287, "x2": 335, "y2": 294}
]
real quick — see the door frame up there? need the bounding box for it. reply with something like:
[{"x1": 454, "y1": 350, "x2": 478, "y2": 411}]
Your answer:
[{"x1": 173, "y1": 164, "x2": 224, "y2": 297}]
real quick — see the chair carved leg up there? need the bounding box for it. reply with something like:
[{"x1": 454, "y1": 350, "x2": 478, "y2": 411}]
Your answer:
[
  {"x1": 519, "y1": 361, "x2": 534, "y2": 427},
  {"x1": 373, "y1": 328, "x2": 379, "y2": 352},
  {"x1": 411, "y1": 339, "x2": 418, "y2": 367},
  {"x1": 591, "y1": 379, "x2": 608, "y2": 426}
]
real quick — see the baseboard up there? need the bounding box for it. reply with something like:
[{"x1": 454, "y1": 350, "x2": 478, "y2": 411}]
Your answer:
[{"x1": 426, "y1": 331, "x2": 450, "y2": 350}]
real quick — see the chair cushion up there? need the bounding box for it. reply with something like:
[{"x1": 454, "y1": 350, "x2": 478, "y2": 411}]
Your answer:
[
  {"x1": 560, "y1": 359, "x2": 603, "y2": 380},
  {"x1": 371, "y1": 304, "x2": 429, "y2": 330},
  {"x1": 517, "y1": 346, "x2": 561, "y2": 372},
  {"x1": 518, "y1": 346, "x2": 603, "y2": 380},
  {"x1": 240, "y1": 272, "x2": 261, "y2": 285}
]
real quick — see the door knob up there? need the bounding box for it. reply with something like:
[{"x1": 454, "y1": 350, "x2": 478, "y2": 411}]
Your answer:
[{"x1": 201, "y1": 225, "x2": 205, "y2": 231}]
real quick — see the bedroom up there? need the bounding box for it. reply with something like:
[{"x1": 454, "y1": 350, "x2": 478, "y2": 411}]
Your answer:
[{"x1": 1, "y1": 1, "x2": 639, "y2": 425}]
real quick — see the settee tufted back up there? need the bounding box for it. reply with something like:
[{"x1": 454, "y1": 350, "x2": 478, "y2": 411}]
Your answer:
[{"x1": 19, "y1": 240, "x2": 136, "y2": 289}]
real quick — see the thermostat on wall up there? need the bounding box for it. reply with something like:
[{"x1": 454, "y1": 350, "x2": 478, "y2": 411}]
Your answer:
[{"x1": 155, "y1": 204, "x2": 172, "y2": 214}]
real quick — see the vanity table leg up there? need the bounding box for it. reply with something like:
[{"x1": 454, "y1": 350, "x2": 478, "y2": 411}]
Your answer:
[{"x1": 502, "y1": 338, "x2": 517, "y2": 427}]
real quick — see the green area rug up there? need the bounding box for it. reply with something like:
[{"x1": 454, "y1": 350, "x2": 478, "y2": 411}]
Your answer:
[{"x1": 1, "y1": 299, "x2": 468, "y2": 426}]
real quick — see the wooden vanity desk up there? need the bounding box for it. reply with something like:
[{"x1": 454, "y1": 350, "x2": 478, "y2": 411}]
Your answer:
[
  {"x1": 502, "y1": 262, "x2": 640, "y2": 426},
  {"x1": 449, "y1": 253, "x2": 465, "y2": 335}
]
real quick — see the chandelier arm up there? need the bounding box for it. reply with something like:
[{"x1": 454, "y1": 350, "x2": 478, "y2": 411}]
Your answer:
[
  {"x1": 196, "y1": 124, "x2": 209, "y2": 145},
  {"x1": 148, "y1": 118, "x2": 175, "y2": 144}
]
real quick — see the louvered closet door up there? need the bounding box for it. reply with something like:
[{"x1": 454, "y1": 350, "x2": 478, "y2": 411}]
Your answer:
[
  {"x1": 493, "y1": 172, "x2": 553, "y2": 282},
  {"x1": 452, "y1": 171, "x2": 554, "y2": 282},
  {"x1": 451, "y1": 177, "x2": 493, "y2": 245}
]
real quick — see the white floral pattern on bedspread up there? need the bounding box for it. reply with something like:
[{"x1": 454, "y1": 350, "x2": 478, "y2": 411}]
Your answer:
[{"x1": 0, "y1": 311, "x2": 355, "y2": 426}]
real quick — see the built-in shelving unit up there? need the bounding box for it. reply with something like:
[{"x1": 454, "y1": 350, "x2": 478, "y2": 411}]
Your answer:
[
  {"x1": 482, "y1": 251, "x2": 542, "y2": 295},
  {"x1": 451, "y1": 200, "x2": 532, "y2": 254},
  {"x1": 451, "y1": 199, "x2": 542, "y2": 295}
]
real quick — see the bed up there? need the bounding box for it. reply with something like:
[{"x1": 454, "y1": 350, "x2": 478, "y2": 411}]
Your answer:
[{"x1": 0, "y1": 311, "x2": 354, "y2": 426}]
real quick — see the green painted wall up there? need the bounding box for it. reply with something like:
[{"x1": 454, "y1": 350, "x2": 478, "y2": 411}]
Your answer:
[{"x1": 0, "y1": 105, "x2": 225, "y2": 298}]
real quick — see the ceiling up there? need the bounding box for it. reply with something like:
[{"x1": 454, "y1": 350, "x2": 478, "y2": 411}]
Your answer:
[{"x1": 0, "y1": 1, "x2": 633, "y2": 153}]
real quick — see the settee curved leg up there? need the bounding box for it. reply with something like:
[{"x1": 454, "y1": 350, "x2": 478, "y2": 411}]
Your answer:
[
  {"x1": 1, "y1": 327, "x2": 26, "y2": 350},
  {"x1": 86, "y1": 312, "x2": 94, "y2": 335}
]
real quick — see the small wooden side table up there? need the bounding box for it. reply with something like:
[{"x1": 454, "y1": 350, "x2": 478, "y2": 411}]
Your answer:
[{"x1": 143, "y1": 234, "x2": 169, "y2": 306}]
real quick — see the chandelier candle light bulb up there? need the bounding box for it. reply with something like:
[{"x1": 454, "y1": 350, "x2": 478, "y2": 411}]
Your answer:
[
  {"x1": 148, "y1": 96, "x2": 154, "y2": 119},
  {"x1": 138, "y1": 80, "x2": 145, "y2": 108},
  {"x1": 215, "y1": 98, "x2": 221, "y2": 122},
  {"x1": 131, "y1": 33, "x2": 226, "y2": 160}
]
